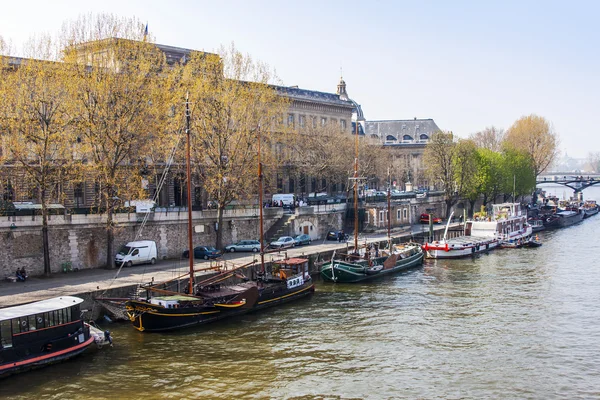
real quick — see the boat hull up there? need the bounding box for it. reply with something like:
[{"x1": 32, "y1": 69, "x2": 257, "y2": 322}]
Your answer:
[
  {"x1": 320, "y1": 250, "x2": 424, "y2": 283},
  {"x1": 425, "y1": 239, "x2": 500, "y2": 259},
  {"x1": 126, "y1": 282, "x2": 314, "y2": 332},
  {"x1": 557, "y1": 210, "x2": 584, "y2": 228},
  {"x1": 0, "y1": 332, "x2": 94, "y2": 379}
]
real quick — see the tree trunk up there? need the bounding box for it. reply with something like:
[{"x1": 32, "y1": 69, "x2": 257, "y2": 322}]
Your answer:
[
  {"x1": 106, "y1": 207, "x2": 115, "y2": 269},
  {"x1": 468, "y1": 199, "x2": 476, "y2": 218},
  {"x1": 445, "y1": 199, "x2": 453, "y2": 218},
  {"x1": 216, "y1": 204, "x2": 225, "y2": 250},
  {"x1": 41, "y1": 204, "x2": 51, "y2": 276},
  {"x1": 482, "y1": 194, "x2": 489, "y2": 208}
]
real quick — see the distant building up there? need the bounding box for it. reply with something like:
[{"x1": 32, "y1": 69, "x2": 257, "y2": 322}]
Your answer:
[{"x1": 364, "y1": 118, "x2": 441, "y2": 190}]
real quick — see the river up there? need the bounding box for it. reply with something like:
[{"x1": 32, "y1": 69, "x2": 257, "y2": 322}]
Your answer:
[{"x1": 2, "y1": 186, "x2": 600, "y2": 399}]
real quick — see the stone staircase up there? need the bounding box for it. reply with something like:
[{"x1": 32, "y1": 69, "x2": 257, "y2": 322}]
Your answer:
[{"x1": 265, "y1": 213, "x2": 297, "y2": 243}]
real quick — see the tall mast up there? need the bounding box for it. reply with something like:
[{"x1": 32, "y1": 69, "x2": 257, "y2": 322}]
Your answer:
[
  {"x1": 387, "y1": 167, "x2": 391, "y2": 247},
  {"x1": 353, "y1": 120, "x2": 359, "y2": 251},
  {"x1": 185, "y1": 94, "x2": 194, "y2": 295},
  {"x1": 257, "y1": 126, "x2": 265, "y2": 274}
]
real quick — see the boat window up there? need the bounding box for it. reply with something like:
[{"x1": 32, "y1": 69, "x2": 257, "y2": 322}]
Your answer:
[
  {"x1": 0, "y1": 320, "x2": 12, "y2": 348},
  {"x1": 57, "y1": 309, "x2": 64, "y2": 325},
  {"x1": 46, "y1": 311, "x2": 54, "y2": 327},
  {"x1": 28, "y1": 315, "x2": 37, "y2": 331},
  {"x1": 19, "y1": 317, "x2": 28, "y2": 332},
  {"x1": 65, "y1": 308, "x2": 72, "y2": 323}
]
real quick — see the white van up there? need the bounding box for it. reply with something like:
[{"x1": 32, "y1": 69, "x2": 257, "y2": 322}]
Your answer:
[
  {"x1": 115, "y1": 240, "x2": 157, "y2": 267},
  {"x1": 272, "y1": 193, "x2": 295, "y2": 206}
]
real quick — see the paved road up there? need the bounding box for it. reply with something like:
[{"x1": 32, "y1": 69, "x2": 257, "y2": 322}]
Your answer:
[{"x1": 0, "y1": 223, "x2": 450, "y2": 307}]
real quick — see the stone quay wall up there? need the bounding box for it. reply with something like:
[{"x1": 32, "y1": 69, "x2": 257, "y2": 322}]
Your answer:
[{"x1": 0, "y1": 208, "x2": 288, "y2": 278}]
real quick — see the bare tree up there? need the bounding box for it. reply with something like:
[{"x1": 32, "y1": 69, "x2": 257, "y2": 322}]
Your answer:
[{"x1": 470, "y1": 126, "x2": 505, "y2": 151}]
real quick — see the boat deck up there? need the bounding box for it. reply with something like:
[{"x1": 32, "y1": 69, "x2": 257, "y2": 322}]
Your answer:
[{"x1": 445, "y1": 236, "x2": 494, "y2": 246}]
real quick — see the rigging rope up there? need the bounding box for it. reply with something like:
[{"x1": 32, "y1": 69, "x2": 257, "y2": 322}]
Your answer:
[{"x1": 89, "y1": 131, "x2": 183, "y2": 319}]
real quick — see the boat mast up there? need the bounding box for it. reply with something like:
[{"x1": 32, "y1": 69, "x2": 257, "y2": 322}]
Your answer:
[
  {"x1": 353, "y1": 120, "x2": 359, "y2": 252},
  {"x1": 185, "y1": 93, "x2": 194, "y2": 295},
  {"x1": 257, "y1": 126, "x2": 265, "y2": 274},
  {"x1": 387, "y1": 167, "x2": 391, "y2": 249}
]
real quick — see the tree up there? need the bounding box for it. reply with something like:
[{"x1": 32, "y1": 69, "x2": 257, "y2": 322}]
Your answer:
[
  {"x1": 504, "y1": 114, "x2": 558, "y2": 177},
  {"x1": 587, "y1": 152, "x2": 600, "y2": 173},
  {"x1": 290, "y1": 121, "x2": 355, "y2": 196},
  {"x1": 61, "y1": 14, "x2": 173, "y2": 268},
  {"x1": 423, "y1": 131, "x2": 458, "y2": 217},
  {"x1": 501, "y1": 148, "x2": 536, "y2": 202},
  {"x1": 469, "y1": 126, "x2": 504, "y2": 152},
  {"x1": 476, "y1": 148, "x2": 505, "y2": 207},
  {"x1": 182, "y1": 44, "x2": 288, "y2": 249},
  {"x1": 0, "y1": 36, "x2": 78, "y2": 276}
]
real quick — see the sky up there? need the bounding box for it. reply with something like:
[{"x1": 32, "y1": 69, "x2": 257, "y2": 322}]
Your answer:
[{"x1": 2, "y1": 0, "x2": 598, "y2": 159}]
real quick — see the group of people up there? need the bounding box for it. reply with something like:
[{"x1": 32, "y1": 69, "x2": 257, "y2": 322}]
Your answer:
[{"x1": 15, "y1": 267, "x2": 28, "y2": 282}]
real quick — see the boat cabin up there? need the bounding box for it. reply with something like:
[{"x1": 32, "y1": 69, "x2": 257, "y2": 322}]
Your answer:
[
  {"x1": 0, "y1": 296, "x2": 92, "y2": 377},
  {"x1": 271, "y1": 258, "x2": 311, "y2": 289}
]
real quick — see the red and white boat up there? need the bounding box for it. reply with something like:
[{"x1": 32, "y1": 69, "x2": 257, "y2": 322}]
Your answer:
[{"x1": 423, "y1": 203, "x2": 532, "y2": 259}]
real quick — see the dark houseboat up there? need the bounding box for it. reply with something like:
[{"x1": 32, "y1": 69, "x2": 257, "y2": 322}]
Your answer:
[
  {"x1": 0, "y1": 296, "x2": 95, "y2": 378},
  {"x1": 556, "y1": 209, "x2": 585, "y2": 228}
]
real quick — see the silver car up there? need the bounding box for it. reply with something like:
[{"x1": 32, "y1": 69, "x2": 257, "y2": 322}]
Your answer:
[
  {"x1": 225, "y1": 240, "x2": 261, "y2": 253},
  {"x1": 269, "y1": 236, "x2": 295, "y2": 249}
]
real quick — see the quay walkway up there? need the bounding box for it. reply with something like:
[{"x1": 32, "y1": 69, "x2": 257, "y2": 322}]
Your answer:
[{"x1": 0, "y1": 223, "x2": 457, "y2": 308}]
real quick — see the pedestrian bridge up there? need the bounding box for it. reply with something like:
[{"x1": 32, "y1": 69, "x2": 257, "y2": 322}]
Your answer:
[{"x1": 537, "y1": 174, "x2": 600, "y2": 193}]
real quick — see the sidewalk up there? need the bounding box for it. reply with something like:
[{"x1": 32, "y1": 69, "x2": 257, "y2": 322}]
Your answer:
[{"x1": 0, "y1": 223, "x2": 452, "y2": 307}]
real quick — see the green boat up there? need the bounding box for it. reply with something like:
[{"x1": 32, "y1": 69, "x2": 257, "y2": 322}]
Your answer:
[{"x1": 320, "y1": 243, "x2": 424, "y2": 283}]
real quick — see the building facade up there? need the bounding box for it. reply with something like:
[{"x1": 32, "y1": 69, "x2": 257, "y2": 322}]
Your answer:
[{"x1": 364, "y1": 118, "x2": 441, "y2": 190}]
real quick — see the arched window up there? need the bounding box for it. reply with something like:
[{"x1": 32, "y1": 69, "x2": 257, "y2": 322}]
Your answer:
[
  {"x1": 420, "y1": 134, "x2": 429, "y2": 140},
  {"x1": 386, "y1": 135, "x2": 397, "y2": 142},
  {"x1": 403, "y1": 135, "x2": 414, "y2": 141}
]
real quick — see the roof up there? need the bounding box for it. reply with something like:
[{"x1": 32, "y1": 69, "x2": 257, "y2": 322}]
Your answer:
[
  {"x1": 365, "y1": 119, "x2": 440, "y2": 139},
  {"x1": 0, "y1": 296, "x2": 83, "y2": 321},
  {"x1": 274, "y1": 85, "x2": 355, "y2": 108},
  {"x1": 275, "y1": 258, "x2": 308, "y2": 266},
  {"x1": 13, "y1": 202, "x2": 64, "y2": 210},
  {"x1": 153, "y1": 295, "x2": 199, "y2": 301},
  {"x1": 125, "y1": 240, "x2": 155, "y2": 247}
]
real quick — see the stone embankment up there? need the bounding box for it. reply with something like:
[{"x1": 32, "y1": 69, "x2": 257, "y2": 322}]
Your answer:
[{"x1": 0, "y1": 223, "x2": 461, "y2": 319}]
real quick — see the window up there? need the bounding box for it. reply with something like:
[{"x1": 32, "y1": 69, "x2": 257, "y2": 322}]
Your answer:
[
  {"x1": 397, "y1": 209, "x2": 402, "y2": 220},
  {"x1": 312, "y1": 116, "x2": 317, "y2": 128},
  {"x1": 287, "y1": 114, "x2": 295, "y2": 128},
  {"x1": 379, "y1": 211, "x2": 386, "y2": 226},
  {"x1": 366, "y1": 211, "x2": 370, "y2": 224},
  {"x1": 74, "y1": 182, "x2": 84, "y2": 207},
  {"x1": 403, "y1": 208, "x2": 408, "y2": 220},
  {"x1": 340, "y1": 119, "x2": 346, "y2": 129},
  {"x1": 0, "y1": 320, "x2": 12, "y2": 348},
  {"x1": 403, "y1": 135, "x2": 414, "y2": 141},
  {"x1": 299, "y1": 115, "x2": 306, "y2": 128},
  {"x1": 320, "y1": 117, "x2": 327, "y2": 126}
]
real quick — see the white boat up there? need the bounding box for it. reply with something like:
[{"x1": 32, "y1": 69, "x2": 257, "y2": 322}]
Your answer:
[{"x1": 423, "y1": 203, "x2": 532, "y2": 259}]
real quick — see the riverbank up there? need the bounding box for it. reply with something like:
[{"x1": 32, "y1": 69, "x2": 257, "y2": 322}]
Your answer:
[{"x1": 0, "y1": 223, "x2": 461, "y2": 313}]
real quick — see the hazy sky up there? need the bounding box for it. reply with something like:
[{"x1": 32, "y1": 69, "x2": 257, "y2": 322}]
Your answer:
[{"x1": 2, "y1": 0, "x2": 598, "y2": 158}]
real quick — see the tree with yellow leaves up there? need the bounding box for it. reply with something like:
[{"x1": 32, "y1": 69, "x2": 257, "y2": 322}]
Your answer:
[
  {"x1": 181, "y1": 44, "x2": 288, "y2": 249},
  {"x1": 504, "y1": 114, "x2": 558, "y2": 177},
  {"x1": 61, "y1": 14, "x2": 176, "y2": 268},
  {"x1": 0, "y1": 36, "x2": 77, "y2": 275}
]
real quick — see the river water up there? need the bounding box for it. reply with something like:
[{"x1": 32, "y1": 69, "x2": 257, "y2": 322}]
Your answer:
[{"x1": 2, "y1": 186, "x2": 600, "y2": 399}]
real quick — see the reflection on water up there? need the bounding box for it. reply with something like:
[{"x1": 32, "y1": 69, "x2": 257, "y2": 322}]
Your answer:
[{"x1": 3, "y1": 191, "x2": 600, "y2": 399}]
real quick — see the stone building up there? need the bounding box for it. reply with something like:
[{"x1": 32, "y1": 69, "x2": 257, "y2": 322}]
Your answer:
[
  {"x1": 364, "y1": 118, "x2": 441, "y2": 190},
  {"x1": 0, "y1": 42, "x2": 361, "y2": 210}
]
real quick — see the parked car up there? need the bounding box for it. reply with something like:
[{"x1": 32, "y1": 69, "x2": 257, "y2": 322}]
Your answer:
[
  {"x1": 326, "y1": 230, "x2": 348, "y2": 241},
  {"x1": 419, "y1": 213, "x2": 442, "y2": 224},
  {"x1": 293, "y1": 234, "x2": 311, "y2": 246},
  {"x1": 182, "y1": 246, "x2": 222, "y2": 260},
  {"x1": 115, "y1": 240, "x2": 157, "y2": 267},
  {"x1": 269, "y1": 236, "x2": 295, "y2": 249},
  {"x1": 225, "y1": 240, "x2": 261, "y2": 253}
]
